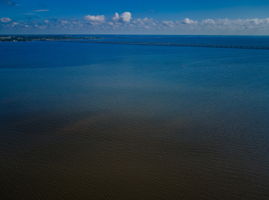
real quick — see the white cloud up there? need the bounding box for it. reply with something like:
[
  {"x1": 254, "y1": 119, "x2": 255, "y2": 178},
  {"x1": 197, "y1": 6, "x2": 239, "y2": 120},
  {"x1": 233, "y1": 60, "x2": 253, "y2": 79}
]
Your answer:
[
  {"x1": 199, "y1": 18, "x2": 269, "y2": 27},
  {"x1": 112, "y1": 12, "x2": 120, "y2": 21},
  {"x1": 84, "y1": 15, "x2": 105, "y2": 23},
  {"x1": 112, "y1": 12, "x2": 132, "y2": 23},
  {"x1": 182, "y1": 18, "x2": 197, "y2": 25},
  {"x1": 202, "y1": 19, "x2": 216, "y2": 25},
  {"x1": 121, "y1": 12, "x2": 132, "y2": 22},
  {"x1": 0, "y1": 17, "x2": 12, "y2": 23}
]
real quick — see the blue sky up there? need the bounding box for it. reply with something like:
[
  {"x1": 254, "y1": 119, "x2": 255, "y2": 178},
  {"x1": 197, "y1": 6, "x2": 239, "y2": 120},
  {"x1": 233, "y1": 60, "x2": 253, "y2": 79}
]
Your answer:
[{"x1": 1, "y1": 0, "x2": 269, "y2": 34}]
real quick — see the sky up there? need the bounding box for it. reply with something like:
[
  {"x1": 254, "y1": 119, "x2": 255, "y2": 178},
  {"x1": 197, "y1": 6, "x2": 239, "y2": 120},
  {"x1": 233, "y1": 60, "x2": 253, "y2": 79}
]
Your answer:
[{"x1": 1, "y1": 0, "x2": 269, "y2": 34}]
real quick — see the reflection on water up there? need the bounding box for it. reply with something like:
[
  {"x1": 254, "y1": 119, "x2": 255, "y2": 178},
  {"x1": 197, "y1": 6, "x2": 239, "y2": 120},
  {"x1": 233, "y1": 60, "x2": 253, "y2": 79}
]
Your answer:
[{"x1": 1, "y1": 37, "x2": 269, "y2": 199}]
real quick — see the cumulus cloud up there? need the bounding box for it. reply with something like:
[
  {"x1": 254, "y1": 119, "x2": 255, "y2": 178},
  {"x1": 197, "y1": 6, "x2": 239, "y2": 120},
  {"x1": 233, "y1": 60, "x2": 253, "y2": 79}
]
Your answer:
[
  {"x1": 84, "y1": 15, "x2": 105, "y2": 24},
  {"x1": 112, "y1": 12, "x2": 132, "y2": 23},
  {"x1": 121, "y1": 12, "x2": 132, "y2": 22},
  {"x1": 112, "y1": 12, "x2": 120, "y2": 21},
  {"x1": 182, "y1": 18, "x2": 197, "y2": 25},
  {"x1": 0, "y1": 17, "x2": 12, "y2": 23}
]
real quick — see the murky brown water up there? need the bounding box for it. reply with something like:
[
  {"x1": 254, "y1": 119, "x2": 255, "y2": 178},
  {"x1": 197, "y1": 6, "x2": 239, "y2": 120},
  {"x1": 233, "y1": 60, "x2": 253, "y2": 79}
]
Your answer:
[{"x1": 1, "y1": 110, "x2": 269, "y2": 200}]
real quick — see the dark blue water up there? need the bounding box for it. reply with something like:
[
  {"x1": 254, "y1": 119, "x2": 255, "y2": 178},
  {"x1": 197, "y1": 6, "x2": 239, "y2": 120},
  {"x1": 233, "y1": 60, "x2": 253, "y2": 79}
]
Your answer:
[{"x1": 1, "y1": 36, "x2": 269, "y2": 200}]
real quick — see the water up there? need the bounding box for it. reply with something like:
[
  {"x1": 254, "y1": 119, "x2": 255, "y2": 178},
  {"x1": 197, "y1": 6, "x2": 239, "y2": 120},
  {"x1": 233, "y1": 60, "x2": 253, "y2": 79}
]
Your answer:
[{"x1": 0, "y1": 36, "x2": 269, "y2": 199}]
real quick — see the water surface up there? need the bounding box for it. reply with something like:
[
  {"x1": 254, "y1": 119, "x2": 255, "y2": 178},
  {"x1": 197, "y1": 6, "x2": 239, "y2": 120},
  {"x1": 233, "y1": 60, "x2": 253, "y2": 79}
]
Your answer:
[{"x1": 1, "y1": 36, "x2": 269, "y2": 199}]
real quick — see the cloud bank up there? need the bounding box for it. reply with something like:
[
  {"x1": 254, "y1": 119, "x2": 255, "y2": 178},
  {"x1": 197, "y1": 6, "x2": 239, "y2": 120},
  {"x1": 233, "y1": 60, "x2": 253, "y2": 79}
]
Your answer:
[{"x1": 2, "y1": 11, "x2": 269, "y2": 35}]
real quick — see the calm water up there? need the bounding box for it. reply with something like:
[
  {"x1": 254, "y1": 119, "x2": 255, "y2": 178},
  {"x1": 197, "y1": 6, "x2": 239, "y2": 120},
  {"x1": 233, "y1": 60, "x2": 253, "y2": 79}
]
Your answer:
[{"x1": 1, "y1": 36, "x2": 269, "y2": 199}]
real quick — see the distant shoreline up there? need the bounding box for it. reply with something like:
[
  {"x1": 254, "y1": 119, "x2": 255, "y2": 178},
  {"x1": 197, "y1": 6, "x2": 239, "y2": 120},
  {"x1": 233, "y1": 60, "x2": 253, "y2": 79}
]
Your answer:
[
  {"x1": 1, "y1": 35, "x2": 269, "y2": 51},
  {"x1": 1, "y1": 34, "x2": 269, "y2": 42},
  {"x1": 0, "y1": 35, "x2": 101, "y2": 42}
]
